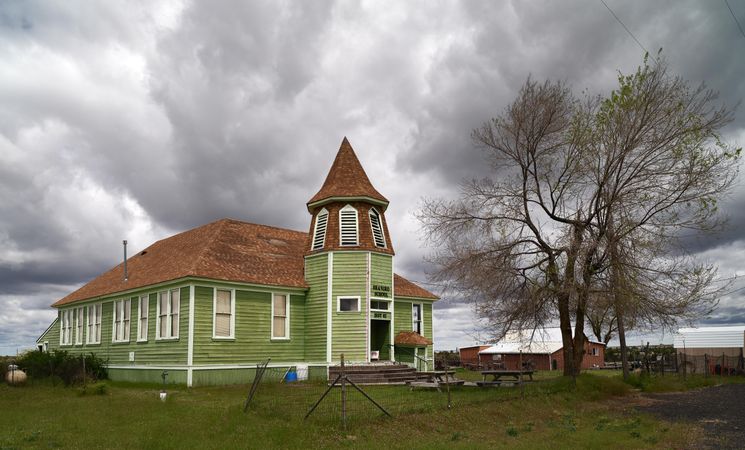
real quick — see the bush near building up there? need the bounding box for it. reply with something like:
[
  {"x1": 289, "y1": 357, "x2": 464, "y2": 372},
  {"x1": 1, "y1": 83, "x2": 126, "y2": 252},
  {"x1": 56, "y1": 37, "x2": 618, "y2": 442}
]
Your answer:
[{"x1": 16, "y1": 350, "x2": 108, "y2": 386}]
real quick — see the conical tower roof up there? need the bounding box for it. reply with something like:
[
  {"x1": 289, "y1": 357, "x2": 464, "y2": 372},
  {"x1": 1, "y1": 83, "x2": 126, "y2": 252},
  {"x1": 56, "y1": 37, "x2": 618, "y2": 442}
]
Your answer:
[{"x1": 307, "y1": 137, "x2": 389, "y2": 211}]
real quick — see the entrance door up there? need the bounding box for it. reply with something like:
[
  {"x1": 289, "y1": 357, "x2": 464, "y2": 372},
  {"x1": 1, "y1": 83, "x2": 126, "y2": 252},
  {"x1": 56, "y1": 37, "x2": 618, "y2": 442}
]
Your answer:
[{"x1": 370, "y1": 319, "x2": 391, "y2": 361}]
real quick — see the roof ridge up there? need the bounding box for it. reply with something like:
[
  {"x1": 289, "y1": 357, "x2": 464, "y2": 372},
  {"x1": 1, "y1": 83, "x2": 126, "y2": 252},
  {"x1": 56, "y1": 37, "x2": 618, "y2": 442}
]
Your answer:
[
  {"x1": 219, "y1": 217, "x2": 307, "y2": 236},
  {"x1": 188, "y1": 219, "x2": 231, "y2": 275}
]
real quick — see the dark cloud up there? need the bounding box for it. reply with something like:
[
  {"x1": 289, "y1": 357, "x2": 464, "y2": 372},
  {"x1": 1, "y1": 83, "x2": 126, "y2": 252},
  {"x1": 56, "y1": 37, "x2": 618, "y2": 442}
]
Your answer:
[{"x1": 1, "y1": 0, "x2": 744, "y2": 353}]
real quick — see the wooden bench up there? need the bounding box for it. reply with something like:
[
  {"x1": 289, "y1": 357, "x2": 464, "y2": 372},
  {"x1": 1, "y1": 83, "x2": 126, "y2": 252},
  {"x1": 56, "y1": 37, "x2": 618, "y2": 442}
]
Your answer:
[{"x1": 407, "y1": 379, "x2": 465, "y2": 391}]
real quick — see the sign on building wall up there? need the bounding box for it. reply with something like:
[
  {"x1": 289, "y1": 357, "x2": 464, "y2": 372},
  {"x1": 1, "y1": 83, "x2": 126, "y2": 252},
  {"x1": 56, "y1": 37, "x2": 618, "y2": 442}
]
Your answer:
[{"x1": 372, "y1": 284, "x2": 391, "y2": 298}]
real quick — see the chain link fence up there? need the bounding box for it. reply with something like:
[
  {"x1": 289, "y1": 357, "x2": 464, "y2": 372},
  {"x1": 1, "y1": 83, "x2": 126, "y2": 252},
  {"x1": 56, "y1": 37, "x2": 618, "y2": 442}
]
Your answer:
[{"x1": 241, "y1": 361, "x2": 533, "y2": 429}]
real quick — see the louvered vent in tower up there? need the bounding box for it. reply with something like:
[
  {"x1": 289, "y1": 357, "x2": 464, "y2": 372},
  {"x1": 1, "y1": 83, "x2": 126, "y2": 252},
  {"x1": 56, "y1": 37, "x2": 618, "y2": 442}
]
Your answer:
[
  {"x1": 339, "y1": 205, "x2": 358, "y2": 246},
  {"x1": 312, "y1": 208, "x2": 328, "y2": 250},
  {"x1": 369, "y1": 208, "x2": 386, "y2": 248}
]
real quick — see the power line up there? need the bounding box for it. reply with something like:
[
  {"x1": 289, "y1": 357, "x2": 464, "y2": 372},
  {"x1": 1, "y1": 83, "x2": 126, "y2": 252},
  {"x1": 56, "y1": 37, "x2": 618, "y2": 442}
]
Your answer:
[
  {"x1": 724, "y1": 0, "x2": 745, "y2": 39},
  {"x1": 600, "y1": 0, "x2": 657, "y2": 62}
]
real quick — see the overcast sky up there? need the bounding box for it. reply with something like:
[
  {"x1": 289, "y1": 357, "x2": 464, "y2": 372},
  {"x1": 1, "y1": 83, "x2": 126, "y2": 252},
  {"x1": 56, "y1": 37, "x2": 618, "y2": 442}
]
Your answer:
[{"x1": 1, "y1": 0, "x2": 744, "y2": 355}]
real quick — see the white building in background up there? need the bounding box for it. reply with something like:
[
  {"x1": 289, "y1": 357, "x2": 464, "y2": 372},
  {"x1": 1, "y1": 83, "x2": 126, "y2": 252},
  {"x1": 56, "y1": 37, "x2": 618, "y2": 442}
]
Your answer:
[{"x1": 673, "y1": 326, "x2": 745, "y2": 356}]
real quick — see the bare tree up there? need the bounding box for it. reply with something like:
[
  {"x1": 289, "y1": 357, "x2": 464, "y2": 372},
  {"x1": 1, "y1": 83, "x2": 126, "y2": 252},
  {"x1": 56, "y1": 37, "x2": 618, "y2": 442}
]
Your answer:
[
  {"x1": 586, "y1": 290, "x2": 619, "y2": 345},
  {"x1": 420, "y1": 56, "x2": 739, "y2": 377}
]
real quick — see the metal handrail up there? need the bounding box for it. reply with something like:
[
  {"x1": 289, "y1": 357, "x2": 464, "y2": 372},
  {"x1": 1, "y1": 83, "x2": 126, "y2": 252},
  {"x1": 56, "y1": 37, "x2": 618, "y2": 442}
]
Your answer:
[{"x1": 388, "y1": 344, "x2": 429, "y2": 368}]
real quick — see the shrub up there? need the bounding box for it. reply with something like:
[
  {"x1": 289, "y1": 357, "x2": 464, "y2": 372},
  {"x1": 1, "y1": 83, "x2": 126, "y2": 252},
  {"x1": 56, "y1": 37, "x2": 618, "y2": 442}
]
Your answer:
[
  {"x1": 0, "y1": 355, "x2": 12, "y2": 380},
  {"x1": 16, "y1": 350, "x2": 108, "y2": 386}
]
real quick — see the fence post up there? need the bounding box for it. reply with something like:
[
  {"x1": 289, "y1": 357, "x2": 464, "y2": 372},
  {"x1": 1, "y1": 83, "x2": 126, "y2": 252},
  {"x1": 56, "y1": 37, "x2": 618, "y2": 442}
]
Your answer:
[
  {"x1": 519, "y1": 350, "x2": 525, "y2": 399},
  {"x1": 445, "y1": 364, "x2": 451, "y2": 410},
  {"x1": 722, "y1": 352, "x2": 725, "y2": 379},
  {"x1": 340, "y1": 353, "x2": 347, "y2": 430},
  {"x1": 705, "y1": 354, "x2": 708, "y2": 378}
]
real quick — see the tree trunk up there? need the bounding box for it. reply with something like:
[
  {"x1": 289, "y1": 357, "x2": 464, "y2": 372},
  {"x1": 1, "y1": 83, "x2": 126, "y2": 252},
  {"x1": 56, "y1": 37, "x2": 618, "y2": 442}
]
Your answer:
[
  {"x1": 617, "y1": 305, "x2": 630, "y2": 380},
  {"x1": 558, "y1": 291, "x2": 575, "y2": 377}
]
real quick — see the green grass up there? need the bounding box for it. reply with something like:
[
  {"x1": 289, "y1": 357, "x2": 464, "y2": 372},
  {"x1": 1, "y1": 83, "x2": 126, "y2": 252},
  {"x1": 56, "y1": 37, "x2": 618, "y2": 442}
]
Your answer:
[
  {"x1": 0, "y1": 374, "x2": 700, "y2": 449},
  {"x1": 625, "y1": 372, "x2": 745, "y2": 392}
]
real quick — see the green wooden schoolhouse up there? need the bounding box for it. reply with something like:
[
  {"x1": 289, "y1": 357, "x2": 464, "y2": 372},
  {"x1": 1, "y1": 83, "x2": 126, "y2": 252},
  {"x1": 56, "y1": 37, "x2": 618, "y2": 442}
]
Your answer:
[{"x1": 36, "y1": 138, "x2": 438, "y2": 386}]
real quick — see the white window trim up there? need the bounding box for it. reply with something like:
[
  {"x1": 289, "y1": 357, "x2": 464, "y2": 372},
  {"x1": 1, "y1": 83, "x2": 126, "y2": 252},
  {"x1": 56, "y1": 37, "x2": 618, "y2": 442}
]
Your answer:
[
  {"x1": 311, "y1": 208, "x2": 329, "y2": 250},
  {"x1": 337, "y1": 296, "x2": 361, "y2": 313},
  {"x1": 156, "y1": 289, "x2": 181, "y2": 340},
  {"x1": 271, "y1": 292, "x2": 291, "y2": 340},
  {"x1": 339, "y1": 204, "x2": 359, "y2": 246},
  {"x1": 86, "y1": 303, "x2": 102, "y2": 345},
  {"x1": 212, "y1": 288, "x2": 236, "y2": 340},
  {"x1": 74, "y1": 307, "x2": 84, "y2": 345},
  {"x1": 412, "y1": 302, "x2": 424, "y2": 336},
  {"x1": 137, "y1": 294, "x2": 149, "y2": 342},
  {"x1": 368, "y1": 207, "x2": 387, "y2": 248},
  {"x1": 112, "y1": 298, "x2": 131, "y2": 343},
  {"x1": 60, "y1": 309, "x2": 72, "y2": 346}
]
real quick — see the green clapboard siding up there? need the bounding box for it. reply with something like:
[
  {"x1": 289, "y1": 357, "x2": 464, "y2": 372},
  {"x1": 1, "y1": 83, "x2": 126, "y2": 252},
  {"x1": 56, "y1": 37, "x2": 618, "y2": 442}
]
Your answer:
[
  {"x1": 304, "y1": 254, "x2": 328, "y2": 362},
  {"x1": 371, "y1": 253, "x2": 393, "y2": 360},
  {"x1": 393, "y1": 300, "x2": 412, "y2": 335},
  {"x1": 109, "y1": 368, "x2": 187, "y2": 385},
  {"x1": 393, "y1": 298, "x2": 435, "y2": 370},
  {"x1": 424, "y1": 302, "x2": 434, "y2": 370},
  {"x1": 192, "y1": 285, "x2": 305, "y2": 365},
  {"x1": 38, "y1": 318, "x2": 59, "y2": 348},
  {"x1": 46, "y1": 285, "x2": 189, "y2": 366},
  {"x1": 370, "y1": 253, "x2": 393, "y2": 299},
  {"x1": 331, "y1": 252, "x2": 367, "y2": 362}
]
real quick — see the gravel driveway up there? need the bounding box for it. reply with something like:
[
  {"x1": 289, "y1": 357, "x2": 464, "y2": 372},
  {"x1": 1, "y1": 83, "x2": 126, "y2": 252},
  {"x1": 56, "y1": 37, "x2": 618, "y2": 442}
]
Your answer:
[{"x1": 636, "y1": 383, "x2": 745, "y2": 449}]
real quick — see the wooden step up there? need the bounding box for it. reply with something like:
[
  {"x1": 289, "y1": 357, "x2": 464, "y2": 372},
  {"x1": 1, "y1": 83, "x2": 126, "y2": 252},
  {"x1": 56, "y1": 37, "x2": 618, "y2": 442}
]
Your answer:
[{"x1": 328, "y1": 363, "x2": 420, "y2": 385}]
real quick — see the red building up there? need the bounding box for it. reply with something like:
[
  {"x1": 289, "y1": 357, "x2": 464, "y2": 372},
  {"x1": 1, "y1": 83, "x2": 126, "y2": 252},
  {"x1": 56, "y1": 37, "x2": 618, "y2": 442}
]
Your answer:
[
  {"x1": 478, "y1": 328, "x2": 605, "y2": 371},
  {"x1": 458, "y1": 345, "x2": 491, "y2": 368}
]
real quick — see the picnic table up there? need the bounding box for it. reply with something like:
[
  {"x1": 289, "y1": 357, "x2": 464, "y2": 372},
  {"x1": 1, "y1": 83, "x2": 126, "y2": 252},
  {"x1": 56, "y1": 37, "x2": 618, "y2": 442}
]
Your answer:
[
  {"x1": 408, "y1": 370, "x2": 464, "y2": 391},
  {"x1": 418, "y1": 370, "x2": 456, "y2": 383},
  {"x1": 480, "y1": 369, "x2": 534, "y2": 384}
]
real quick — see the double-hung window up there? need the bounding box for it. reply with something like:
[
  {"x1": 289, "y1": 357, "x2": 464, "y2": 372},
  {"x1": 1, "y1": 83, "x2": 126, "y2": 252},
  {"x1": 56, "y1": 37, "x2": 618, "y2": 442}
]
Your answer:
[
  {"x1": 86, "y1": 304, "x2": 102, "y2": 344},
  {"x1": 213, "y1": 289, "x2": 234, "y2": 339},
  {"x1": 272, "y1": 294, "x2": 290, "y2": 339},
  {"x1": 113, "y1": 298, "x2": 131, "y2": 343},
  {"x1": 138, "y1": 295, "x2": 149, "y2": 342},
  {"x1": 412, "y1": 304, "x2": 423, "y2": 335},
  {"x1": 339, "y1": 205, "x2": 359, "y2": 246},
  {"x1": 74, "y1": 307, "x2": 84, "y2": 345},
  {"x1": 157, "y1": 289, "x2": 180, "y2": 339},
  {"x1": 60, "y1": 309, "x2": 73, "y2": 345}
]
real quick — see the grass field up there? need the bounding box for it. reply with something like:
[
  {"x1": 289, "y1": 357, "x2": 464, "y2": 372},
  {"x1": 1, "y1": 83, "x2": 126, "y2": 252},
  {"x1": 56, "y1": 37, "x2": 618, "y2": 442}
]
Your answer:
[{"x1": 0, "y1": 371, "x2": 728, "y2": 449}]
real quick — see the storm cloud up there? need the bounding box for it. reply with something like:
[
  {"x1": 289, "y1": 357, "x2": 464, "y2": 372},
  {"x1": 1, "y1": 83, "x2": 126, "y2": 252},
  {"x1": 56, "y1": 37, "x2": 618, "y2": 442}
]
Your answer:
[{"x1": 1, "y1": 0, "x2": 744, "y2": 354}]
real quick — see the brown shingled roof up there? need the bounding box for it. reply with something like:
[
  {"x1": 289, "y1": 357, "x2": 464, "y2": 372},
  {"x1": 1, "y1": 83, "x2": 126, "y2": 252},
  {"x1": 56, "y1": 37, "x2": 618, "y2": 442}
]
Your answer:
[
  {"x1": 52, "y1": 219, "x2": 309, "y2": 306},
  {"x1": 52, "y1": 219, "x2": 437, "y2": 306},
  {"x1": 393, "y1": 274, "x2": 439, "y2": 299},
  {"x1": 395, "y1": 331, "x2": 433, "y2": 347},
  {"x1": 307, "y1": 137, "x2": 389, "y2": 209}
]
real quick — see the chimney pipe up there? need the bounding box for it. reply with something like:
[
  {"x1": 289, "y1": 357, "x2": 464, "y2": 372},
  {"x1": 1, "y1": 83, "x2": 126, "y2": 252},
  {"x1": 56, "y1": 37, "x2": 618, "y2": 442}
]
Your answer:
[{"x1": 123, "y1": 240, "x2": 128, "y2": 282}]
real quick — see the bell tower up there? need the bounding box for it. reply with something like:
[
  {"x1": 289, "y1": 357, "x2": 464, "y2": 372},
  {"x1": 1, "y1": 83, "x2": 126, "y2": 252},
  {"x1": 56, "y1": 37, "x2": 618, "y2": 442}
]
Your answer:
[
  {"x1": 305, "y1": 137, "x2": 394, "y2": 256},
  {"x1": 304, "y1": 138, "x2": 396, "y2": 365}
]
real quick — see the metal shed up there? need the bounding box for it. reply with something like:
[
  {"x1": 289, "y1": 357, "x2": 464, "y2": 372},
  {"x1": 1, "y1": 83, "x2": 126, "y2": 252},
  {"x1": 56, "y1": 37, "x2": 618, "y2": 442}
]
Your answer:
[{"x1": 674, "y1": 326, "x2": 745, "y2": 355}]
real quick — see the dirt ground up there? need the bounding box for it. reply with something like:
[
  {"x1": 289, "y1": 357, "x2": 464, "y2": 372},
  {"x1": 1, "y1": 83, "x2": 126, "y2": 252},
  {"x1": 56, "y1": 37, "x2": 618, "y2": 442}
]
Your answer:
[{"x1": 636, "y1": 383, "x2": 745, "y2": 449}]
